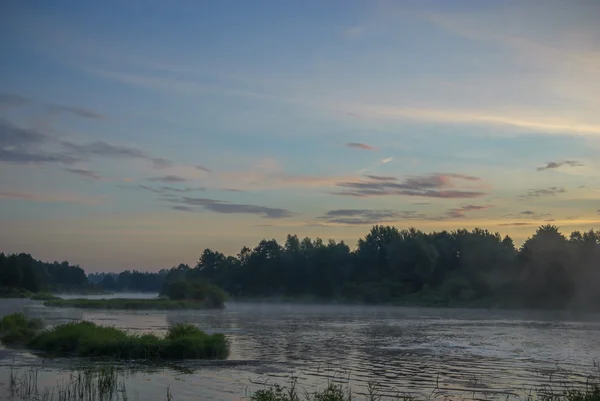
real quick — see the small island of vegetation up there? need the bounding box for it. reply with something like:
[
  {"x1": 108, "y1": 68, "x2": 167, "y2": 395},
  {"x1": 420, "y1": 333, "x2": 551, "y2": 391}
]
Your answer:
[
  {"x1": 44, "y1": 278, "x2": 227, "y2": 310},
  {"x1": 0, "y1": 313, "x2": 228, "y2": 359}
]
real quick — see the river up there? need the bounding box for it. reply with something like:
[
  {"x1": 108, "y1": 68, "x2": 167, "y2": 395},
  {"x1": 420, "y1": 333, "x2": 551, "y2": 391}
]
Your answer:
[{"x1": 1, "y1": 296, "x2": 599, "y2": 400}]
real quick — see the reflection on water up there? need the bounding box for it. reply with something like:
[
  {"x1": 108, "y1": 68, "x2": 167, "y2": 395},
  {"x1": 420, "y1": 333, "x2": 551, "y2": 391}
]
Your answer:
[{"x1": 1, "y1": 297, "x2": 599, "y2": 400}]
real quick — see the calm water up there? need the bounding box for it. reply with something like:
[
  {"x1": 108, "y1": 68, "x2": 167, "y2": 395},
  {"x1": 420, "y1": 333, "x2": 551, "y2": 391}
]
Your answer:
[{"x1": 1, "y1": 296, "x2": 599, "y2": 400}]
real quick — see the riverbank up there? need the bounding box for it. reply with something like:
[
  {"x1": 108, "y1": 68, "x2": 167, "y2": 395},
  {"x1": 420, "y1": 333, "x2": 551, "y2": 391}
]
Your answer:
[
  {"x1": 43, "y1": 297, "x2": 224, "y2": 310},
  {"x1": 227, "y1": 294, "x2": 563, "y2": 311}
]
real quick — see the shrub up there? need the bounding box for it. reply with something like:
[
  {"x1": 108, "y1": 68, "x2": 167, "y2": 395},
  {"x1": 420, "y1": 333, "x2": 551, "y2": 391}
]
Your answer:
[
  {"x1": 26, "y1": 321, "x2": 228, "y2": 359},
  {"x1": 0, "y1": 313, "x2": 43, "y2": 345}
]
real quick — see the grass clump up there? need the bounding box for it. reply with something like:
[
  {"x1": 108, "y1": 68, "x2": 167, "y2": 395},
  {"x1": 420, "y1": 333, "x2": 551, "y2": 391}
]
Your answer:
[
  {"x1": 0, "y1": 288, "x2": 33, "y2": 299},
  {"x1": 25, "y1": 320, "x2": 228, "y2": 360},
  {"x1": 0, "y1": 313, "x2": 43, "y2": 345},
  {"x1": 44, "y1": 297, "x2": 223, "y2": 310},
  {"x1": 29, "y1": 292, "x2": 61, "y2": 301}
]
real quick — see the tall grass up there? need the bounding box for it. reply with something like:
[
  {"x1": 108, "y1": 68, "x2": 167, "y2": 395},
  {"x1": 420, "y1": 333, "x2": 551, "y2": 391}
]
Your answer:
[
  {"x1": 8, "y1": 366, "x2": 130, "y2": 401},
  {"x1": 247, "y1": 373, "x2": 600, "y2": 401},
  {"x1": 43, "y1": 298, "x2": 223, "y2": 310},
  {"x1": 5, "y1": 364, "x2": 600, "y2": 401},
  {"x1": 0, "y1": 313, "x2": 228, "y2": 360}
]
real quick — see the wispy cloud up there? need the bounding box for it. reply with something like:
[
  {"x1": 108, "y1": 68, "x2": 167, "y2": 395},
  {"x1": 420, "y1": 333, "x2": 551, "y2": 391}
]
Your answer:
[
  {"x1": 501, "y1": 210, "x2": 552, "y2": 220},
  {"x1": 319, "y1": 209, "x2": 427, "y2": 225},
  {"x1": 364, "y1": 175, "x2": 397, "y2": 182},
  {"x1": 170, "y1": 197, "x2": 295, "y2": 219},
  {"x1": 537, "y1": 160, "x2": 584, "y2": 171},
  {"x1": 60, "y1": 140, "x2": 172, "y2": 168},
  {"x1": 0, "y1": 92, "x2": 31, "y2": 108},
  {"x1": 1, "y1": 119, "x2": 173, "y2": 168},
  {"x1": 47, "y1": 104, "x2": 106, "y2": 120},
  {"x1": 333, "y1": 173, "x2": 486, "y2": 198},
  {"x1": 381, "y1": 157, "x2": 394, "y2": 164},
  {"x1": 138, "y1": 185, "x2": 205, "y2": 194},
  {"x1": 64, "y1": 168, "x2": 102, "y2": 180},
  {"x1": 445, "y1": 204, "x2": 493, "y2": 219},
  {"x1": 147, "y1": 175, "x2": 188, "y2": 183},
  {"x1": 498, "y1": 222, "x2": 533, "y2": 226},
  {"x1": 0, "y1": 119, "x2": 81, "y2": 165},
  {"x1": 194, "y1": 165, "x2": 212, "y2": 173},
  {"x1": 345, "y1": 105, "x2": 600, "y2": 136},
  {"x1": 0, "y1": 190, "x2": 103, "y2": 205},
  {"x1": 520, "y1": 187, "x2": 567, "y2": 199},
  {"x1": 171, "y1": 205, "x2": 196, "y2": 212},
  {"x1": 346, "y1": 142, "x2": 377, "y2": 151}
]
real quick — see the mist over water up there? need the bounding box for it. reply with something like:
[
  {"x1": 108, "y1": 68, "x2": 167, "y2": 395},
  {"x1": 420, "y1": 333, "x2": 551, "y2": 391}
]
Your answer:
[{"x1": 1, "y1": 297, "x2": 600, "y2": 400}]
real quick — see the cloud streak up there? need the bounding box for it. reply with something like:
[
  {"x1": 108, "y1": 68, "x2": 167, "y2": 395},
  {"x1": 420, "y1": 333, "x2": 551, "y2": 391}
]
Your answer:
[
  {"x1": 147, "y1": 175, "x2": 188, "y2": 183},
  {"x1": 138, "y1": 185, "x2": 205, "y2": 194},
  {"x1": 319, "y1": 209, "x2": 427, "y2": 225},
  {"x1": 333, "y1": 173, "x2": 486, "y2": 198},
  {"x1": 64, "y1": 168, "x2": 102, "y2": 180},
  {"x1": 47, "y1": 105, "x2": 106, "y2": 119},
  {"x1": 0, "y1": 190, "x2": 103, "y2": 205},
  {"x1": 364, "y1": 175, "x2": 397, "y2": 182},
  {"x1": 1, "y1": 119, "x2": 172, "y2": 168},
  {"x1": 537, "y1": 160, "x2": 584, "y2": 171},
  {"x1": 346, "y1": 142, "x2": 377, "y2": 151},
  {"x1": 0, "y1": 92, "x2": 30, "y2": 108},
  {"x1": 171, "y1": 197, "x2": 295, "y2": 219},
  {"x1": 0, "y1": 119, "x2": 81, "y2": 165},
  {"x1": 194, "y1": 165, "x2": 212, "y2": 173},
  {"x1": 446, "y1": 204, "x2": 493, "y2": 219},
  {"x1": 521, "y1": 187, "x2": 567, "y2": 198}
]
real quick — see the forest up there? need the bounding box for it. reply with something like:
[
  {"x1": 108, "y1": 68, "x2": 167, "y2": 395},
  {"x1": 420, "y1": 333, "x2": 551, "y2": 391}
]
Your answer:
[
  {"x1": 3, "y1": 224, "x2": 600, "y2": 309},
  {"x1": 0, "y1": 253, "x2": 91, "y2": 294},
  {"x1": 161, "y1": 224, "x2": 600, "y2": 309}
]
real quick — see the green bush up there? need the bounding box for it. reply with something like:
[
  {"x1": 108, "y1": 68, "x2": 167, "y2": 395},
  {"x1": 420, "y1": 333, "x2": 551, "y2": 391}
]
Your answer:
[
  {"x1": 26, "y1": 321, "x2": 228, "y2": 359},
  {"x1": 0, "y1": 313, "x2": 43, "y2": 345}
]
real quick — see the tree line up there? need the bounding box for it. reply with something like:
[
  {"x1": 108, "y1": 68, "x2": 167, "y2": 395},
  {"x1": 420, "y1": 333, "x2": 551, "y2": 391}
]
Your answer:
[
  {"x1": 4, "y1": 224, "x2": 600, "y2": 309},
  {"x1": 163, "y1": 224, "x2": 600, "y2": 309},
  {"x1": 0, "y1": 253, "x2": 89, "y2": 294},
  {"x1": 88, "y1": 270, "x2": 168, "y2": 293}
]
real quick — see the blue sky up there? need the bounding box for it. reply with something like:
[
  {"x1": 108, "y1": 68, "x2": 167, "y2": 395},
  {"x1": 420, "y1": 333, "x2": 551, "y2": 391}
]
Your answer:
[{"x1": 1, "y1": 0, "x2": 599, "y2": 271}]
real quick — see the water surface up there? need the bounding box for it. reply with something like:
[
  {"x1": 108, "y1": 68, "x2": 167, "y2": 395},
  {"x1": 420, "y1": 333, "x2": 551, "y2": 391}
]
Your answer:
[{"x1": 1, "y1": 297, "x2": 599, "y2": 400}]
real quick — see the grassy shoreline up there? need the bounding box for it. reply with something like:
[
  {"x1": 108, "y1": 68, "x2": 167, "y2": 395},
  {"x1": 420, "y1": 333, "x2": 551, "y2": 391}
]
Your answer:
[
  {"x1": 6, "y1": 365, "x2": 600, "y2": 401},
  {"x1": 0, "y1": 313, "x2": 228, "y2": 360},
  {"x1": 43, "y1": 297, "x2": 224, "y2": 310}
]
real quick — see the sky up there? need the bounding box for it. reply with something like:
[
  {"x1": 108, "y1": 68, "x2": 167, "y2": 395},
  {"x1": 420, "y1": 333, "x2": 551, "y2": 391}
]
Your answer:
[{"x1": 1, "y1": 0, "x2": 600, "y2": 272}]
